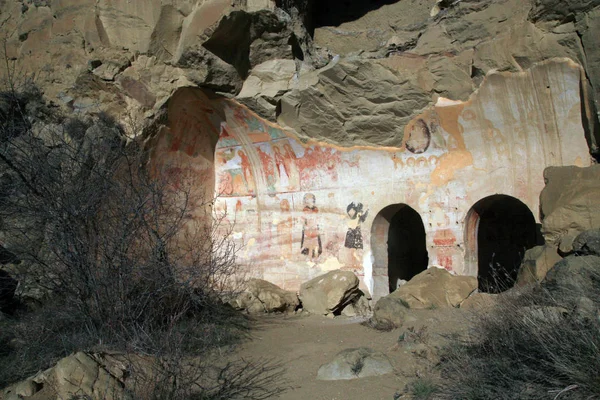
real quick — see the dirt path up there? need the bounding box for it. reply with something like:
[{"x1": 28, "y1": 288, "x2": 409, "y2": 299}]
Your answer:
[{"x1": 230, "y1": 309, "x2": 470, "y2": 400}]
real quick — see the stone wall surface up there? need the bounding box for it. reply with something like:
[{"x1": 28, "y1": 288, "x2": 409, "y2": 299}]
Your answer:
[
  {"x1": 1, "y1": 0, "x2": 599, "y2": 299},
  {"x1": 2, "y1": 0, "x2": 600, "y2": 148},
  {"x1": 540, "y1": 164, "x2": 600, "y2": 249}
]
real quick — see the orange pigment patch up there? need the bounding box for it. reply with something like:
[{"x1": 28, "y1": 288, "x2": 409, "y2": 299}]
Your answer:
[
  {"x1": 431, "y1": 150, "x2": 473, "y2": 186},
  {"x1": 248, "y1": 132, "x2": 272, "y2": 143},
  {"x1": 435, "y1": 102, "x2": 467, "y2": 150}
]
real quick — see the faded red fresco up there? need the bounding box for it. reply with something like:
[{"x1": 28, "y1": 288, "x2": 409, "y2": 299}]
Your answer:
[
  {"x1": 296, "y1": 147, "x2": 341, "y2": 189},
  {"x1": 433, "y1": 229, "x2": 457, "y2": 246}
]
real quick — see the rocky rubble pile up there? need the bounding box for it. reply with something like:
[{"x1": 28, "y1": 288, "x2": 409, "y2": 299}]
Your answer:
[{"x1": 232, "y1": 269, "x2": 372, "y2": 317}]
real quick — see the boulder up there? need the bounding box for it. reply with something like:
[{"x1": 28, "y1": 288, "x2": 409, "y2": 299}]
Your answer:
[
  {"x1": 515, "y1": 245, "x2": 562, "y2": 285},
  {"x1": 574, "y1": 296, "x2": 599, "y2": 322},
  {"x1": 460, "y1": 292, "x2": 498, "y2": 310},
  {"x1": 2, "y1": 378, "x2": 42, "y2": 398},
  {"x1": 354, "y1": 294, "x2": 372, "y2": 316},
  {"x1": 341, "y1": 293, "x2": 371, "y2": 317},
  {"x1": 316, "y1": 348, "x2": 394, "y2": 381},
  {"x1": 53, "y1": 352, "x2": 128, "y2": 400},
  {"x1": 187, "y1": 10, "x2": 297, "y2": 81},
  {"x1": 4, "y1": 352, "x2": 130, "y2": 400},
  {"x1": 542, "y1": 255, "x2": 600, "y2": 296},
  {"x1": 573, "y1": 229, "x2": 600, "y2": 256},
  {"x1": 558, "y1": 232, "x2": 579, "y2": 255},
  {"x1": 540, "y1": 165, "x2": 600, "y2": 247},
  {"x1": 234, "y1": 279, "x2": 299, "y2": 314},
  {"x1": 529, "y1": 0, "x2": 600, "y2": 23},
  {"x1": 371, "y1": 295, "x2": 409, "y2": 329},
  {"x1": 387, "y1": 268, "x2": 477, "y2": 310},
  {"x1": 341, "y1": 303, "x2": 358, "y2": 317},
  {"x1": 91, "y1": 58, "x2": 131, "y2": 81},
  {"x1": 236, "y1": 59, "x2": 297, "y2": 120},
  {"x1": 299, "y1": 270, "x2": 360, "y2": 315}
]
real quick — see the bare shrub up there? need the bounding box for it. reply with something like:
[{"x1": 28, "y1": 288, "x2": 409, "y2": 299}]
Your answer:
[
  {"x1": 124, "y1": 352, "x2": 286, "y2": 400},
  {"x1": 438, "y1": 258, "x2": 600, "y2": 399},
  {"x1": 0, "y1": 82, "x2": 286, "y2": 397}
]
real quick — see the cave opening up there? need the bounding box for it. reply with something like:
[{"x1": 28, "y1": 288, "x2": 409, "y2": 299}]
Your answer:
[
  {"x1": 274, "y1": 0, "x2": 402, "y2": 40},
  {"x1": 370, "y1": 203, "x2": 429, "y2": 298},
  {"x1": 466, "y1": 195, "x2": 542, "y2": 293},
  {"x1": 387, "y1": 205, "x2": 428, "y2": 293}
]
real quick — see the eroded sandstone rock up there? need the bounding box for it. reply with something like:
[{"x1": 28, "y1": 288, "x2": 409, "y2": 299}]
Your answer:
[
  {"x1": 385, "y1": 268, "x2": 477, "y2": 310},
  {"x1": 515, "y1": 245, "x2": 562, "y2": 285},
  {"x1": 460, "y1": 292, "x2": 498, "y2": 310},
  {"x1": 234, "y1": 278, "x2": 299, "y2": 313},
  {"x1": 237, "y1": 59, "x2": 297, "y2": 120},
  {"x1": 278, "y1": 58, "x2": 431, "y2": 147},
  {"x1": 299, "y1": 270, "x2": 360, "y2": 315},
  {"x1": 573, "y1": 229, "x2": 600, "y2": 256},
  {"x1": 543, "y1": 255, "x2": 600, "y2": 296},
  {"x1": 540, "y1": 165, "x2": 600, "y2": 247},
  {"x1": 371, "y1": 295, "x2": 409, "y2": 329},
  {"x1": 341, "y1": 295, "x2": 371, "y2": 318},
  {"x1": 2, "y1": 352, "x2": 129, "y2": 400},
  {"x1": 53, "y1": 352, "x2": 128, "y2": 400},
  {"x1": 316, "y1": 347, "x2": 393, "y2": 381},
  {"x1": 3, "y1": 0, "x2": 600, "y2": 157}
]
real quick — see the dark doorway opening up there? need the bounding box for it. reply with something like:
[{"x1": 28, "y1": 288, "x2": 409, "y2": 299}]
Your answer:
[
  {"x1": 467, "y1": 195, "x2": 542, "y2": 293},
  {"x1": 387, "y1": 205, "x2": 428, "y2": 293}
]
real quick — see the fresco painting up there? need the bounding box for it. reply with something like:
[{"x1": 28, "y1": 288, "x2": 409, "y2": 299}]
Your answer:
[
  {"x1": 344, "y1": 202, "x2": 368, "y2": 250},
  {"x1": 211, "y1": 95, "x2": 527, "y2": 294},
  {"x1": 277, "y1": 198, "x2": 294, "y2": 259},
  {"x1": 216, "y1": 125, "x2": 239, "y2": 148},
  {"x1": 300, "y1": 193, "x2": 322, "y2": 259},
  {"x1": 433, "y1": 229, "x2": 458, "y2": 271},
  {"x1": 162, "y1": 60, "x2": 592, "y2": 300}
]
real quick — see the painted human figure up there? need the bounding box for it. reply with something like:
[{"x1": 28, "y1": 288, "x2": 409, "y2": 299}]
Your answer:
[
  {"x1": 273, "y1": 145, "x2": 290, "y2": 188},
  {"x1": 344, "y1": 202, "x2": 368, "y2": 249},
  {"x1": 237, "y1": 150, "x2": 254, "y2": 193},
  {"x1": 217, "y1": 171, "x2": 233, "y2": 195},
  {"x1": 301, "y1": 193, "x2": 322, "y2": 258},
  {"x1": 278, "y1": 199, "x2": 293, "y2": 258},
  {"x1": 256, "y1": 146, "x2": 276, "y2": 192},
  {"x1": 283, "y1": 143, "x2": 300, "y2": 190}
]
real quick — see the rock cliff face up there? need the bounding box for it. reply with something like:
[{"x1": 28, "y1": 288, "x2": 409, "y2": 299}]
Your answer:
[{"x1": 1, "y1": 0, "x2": 599, "y2": 299}]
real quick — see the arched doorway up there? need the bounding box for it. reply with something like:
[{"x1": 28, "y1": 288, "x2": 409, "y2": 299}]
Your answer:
[
  {"x1": 465, "y1": 195, "x2": 541, "y2": 293},
  {"x1": 371, "y1": 204, "x2": 428, "y2": 296}
]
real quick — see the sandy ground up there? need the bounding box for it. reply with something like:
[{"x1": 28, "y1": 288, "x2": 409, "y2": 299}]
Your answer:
[{"x1": 229, "y1": 308, "x2": 471, "y2": 400}]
